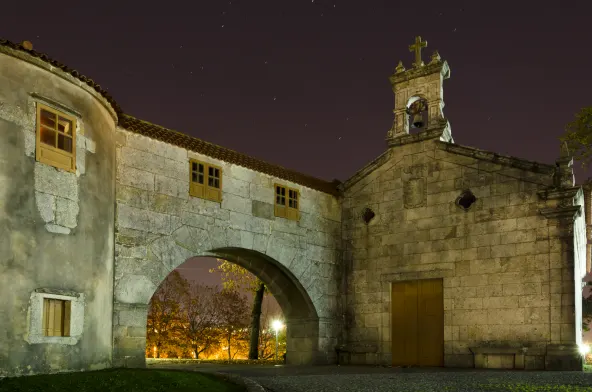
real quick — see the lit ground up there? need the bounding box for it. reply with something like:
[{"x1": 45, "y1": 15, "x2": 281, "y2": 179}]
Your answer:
[{"x1": 149, "y1": 361, "x2": 592, "y2": 392}]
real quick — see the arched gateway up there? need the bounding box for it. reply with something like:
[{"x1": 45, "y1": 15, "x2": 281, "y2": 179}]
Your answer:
[{"x1": 113, "y1": 246, "x2": 322, "y2": 366}]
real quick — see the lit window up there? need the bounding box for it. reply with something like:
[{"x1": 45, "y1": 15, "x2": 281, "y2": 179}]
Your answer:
[
  {"x1": 275, "y1": 184, "x2": 300, "y2": 221},
  {"x1": 36, "y1": 104, "x2": 76, "y2": 172},
  {"x1": 189, "y1": 159, "x2": 222, "y2": 202}
]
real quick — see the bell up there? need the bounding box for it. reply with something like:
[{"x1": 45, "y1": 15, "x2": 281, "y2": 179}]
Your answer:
[{"x1": 412, "y1": 113, "x2": 424, "y2": 128}]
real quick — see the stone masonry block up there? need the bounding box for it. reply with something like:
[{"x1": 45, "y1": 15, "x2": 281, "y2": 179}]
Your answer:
[
  {"x1": 55, "y1": 197, "x2": 79, "y2": 228},
  {"x1": 117, "y1": 165, "x2": 155, "y2": 192},
  {"x1": 34, "y1": 162, "x2": 78, "y2": 201},
  {"x1": 155, "y1": 174, "x2": 189, "y2": 199}
]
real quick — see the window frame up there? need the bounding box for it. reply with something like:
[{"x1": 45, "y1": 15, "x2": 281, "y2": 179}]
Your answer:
[
  {"x1": 26, "y1": 290, "x2": 85, "y2": 345},
  {"x1": 274, "y1": 183, "x2": 300, "y2": 221},
  {"x1": 35, "y1": 103, "x2": 77, "y2": 173},
  {"x1": 189, "y1": 158, "x2": 223, "y2": 202}
]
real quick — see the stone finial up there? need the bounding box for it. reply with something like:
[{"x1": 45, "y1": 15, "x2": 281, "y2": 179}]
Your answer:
[
  {"x1": 22, "y1": 41, "x2": 33, "y2": 51},
  {"x1": 395, "y1": 61, "x2": 405, "y2": 74},
  {"x1": 560, "y1": 141, "x2": 571, "y2": 158},
  {"x1": 430, "y1": 50, "x2": 441, "y2": 64}
]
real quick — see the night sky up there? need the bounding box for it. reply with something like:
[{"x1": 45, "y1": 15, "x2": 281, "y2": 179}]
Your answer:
[{"x1": 3, "y1": 1, "x2": 591, "y2": 303}]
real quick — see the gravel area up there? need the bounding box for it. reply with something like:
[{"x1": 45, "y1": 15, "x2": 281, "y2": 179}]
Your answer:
[
  {"x1": 148, "y1": 362, "x2": 592, "y2": 392},
  {"x1": 252, "y1": 371, "x2": 592, "y2": 392}
]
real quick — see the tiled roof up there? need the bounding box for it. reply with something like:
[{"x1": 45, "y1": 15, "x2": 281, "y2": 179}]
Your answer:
[
  {"x1": 120, "y1": 115, "x2": 341, "y2": 195},
  {"x1": 0, "y1": 38, "x2": 341, "y2": 196}
]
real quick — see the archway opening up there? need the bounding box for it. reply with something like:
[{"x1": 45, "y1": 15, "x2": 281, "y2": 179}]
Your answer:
[
  {"x1": 146, "y1": 256, "x2": 286, "y2": 362},
  {"x1": 112, "y1": 247, "x2": 320, "y2": 368},
  {"x1": 406, "y1": 96, "x2": 428, "y2": 133}
]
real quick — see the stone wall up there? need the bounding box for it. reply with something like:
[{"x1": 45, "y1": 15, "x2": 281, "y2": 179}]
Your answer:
[
  {"x1": 341, "y1": 132, "x2": 585, "y2": 370},
  {"x1": 112, "y1": 128, "x2": 342, "y2": 366},
  {"x1": 0, "y1": 48, "x2": 117, "y2": 377}
]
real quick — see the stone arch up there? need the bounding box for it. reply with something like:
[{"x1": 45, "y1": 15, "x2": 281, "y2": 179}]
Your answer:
[
  {"x1": 406, "y1": 95, "x2": 429, "y2": 131},
  {"x1": 112, "y1": 222, "x2": 327, "y2": 367}
]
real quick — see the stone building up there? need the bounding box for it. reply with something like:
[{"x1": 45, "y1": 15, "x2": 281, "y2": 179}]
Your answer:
[{"x1": 0, "y1": 36, "x2": 589, "y2": 377}]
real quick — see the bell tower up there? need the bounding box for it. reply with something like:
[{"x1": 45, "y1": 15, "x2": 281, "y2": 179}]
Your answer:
[{"x1": 386, "y1": 36, "x2": 453, "y2": 145}]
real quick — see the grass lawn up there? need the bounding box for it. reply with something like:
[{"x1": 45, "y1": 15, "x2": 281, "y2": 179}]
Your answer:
[{"x1": 0, "y1": 368, "x2": 245, "y2": 392}]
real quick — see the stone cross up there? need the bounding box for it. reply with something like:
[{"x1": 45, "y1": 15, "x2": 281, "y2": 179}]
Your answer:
[{"x1": 409, "y1": 36, "x2": 427, "y2": 67}]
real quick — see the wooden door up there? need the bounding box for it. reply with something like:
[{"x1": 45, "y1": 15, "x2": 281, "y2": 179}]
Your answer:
[{"x1": 391, "y1": 279, "x2": 444, "y2": 367}]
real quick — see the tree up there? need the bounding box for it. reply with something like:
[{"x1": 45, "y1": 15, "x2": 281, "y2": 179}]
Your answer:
[
  {"x1": 559, "y1": 107, "x2": 592, "y2": 168},
  {"x1": 584, "y1": 281, "x2": 592, "y2": 332},
  {"x1": 210, "y1": 259, "x2": 268, "y2": 360},
  {"x1": 179, "y1": 283, "x2": 222, "y2": 359},
  {"x1": 146, "y1": 270, "x2": 190, "y2": 358},
  {"x1": 214, "y1": 288, "x2": 250, "y2": 361}
]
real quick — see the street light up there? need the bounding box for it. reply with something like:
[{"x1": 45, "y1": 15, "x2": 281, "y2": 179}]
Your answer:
[{"x1": 272, "y1": 320, "x2": 284, "y2": 361}]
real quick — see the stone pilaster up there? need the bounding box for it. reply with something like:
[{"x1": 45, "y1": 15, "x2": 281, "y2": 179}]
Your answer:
[{"x1": 537, "y1": 151, "x2": 584, "y2": 371}]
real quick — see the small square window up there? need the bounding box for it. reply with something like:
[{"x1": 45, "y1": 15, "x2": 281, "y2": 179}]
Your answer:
[{"x1": 43, "y1": 298, "x2": 71, "y2": 337}]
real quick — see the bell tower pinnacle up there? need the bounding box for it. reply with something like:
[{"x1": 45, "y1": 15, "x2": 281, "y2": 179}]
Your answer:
[{"x1": 386, "y1": 36, "x2": 453, "y2": 145}]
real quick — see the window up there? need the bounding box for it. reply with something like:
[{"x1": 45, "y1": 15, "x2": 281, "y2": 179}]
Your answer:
[
  {"x1": 275, "y1": 184, "x2": 300, "y2": 221},
  {"x1": 42, "y1": 298, "x2": 71, "y2": 337},
  {"x1": 36, "y1": 104, "x2": 77, "y2": 172},
  {"x1": 189, "y1": 159, "x2": 222, "y2": 202}
]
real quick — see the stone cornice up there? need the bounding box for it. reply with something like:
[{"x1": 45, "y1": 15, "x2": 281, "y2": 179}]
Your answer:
[
  {"x1": 387, "y1": 127, "x2": 447, "y2": 147},
  {"x1": 389, "y1": 60, "x2": 450, "y2": 85},
  {"x1": 539, "y1": 205, "x2": 581, "y2": 220},
  {"x1": 537, "y1": 186, "x2": 581, "y2": 201},
  {"x1": 436, "y1": 141, "x2": 556, "y2": 174}
]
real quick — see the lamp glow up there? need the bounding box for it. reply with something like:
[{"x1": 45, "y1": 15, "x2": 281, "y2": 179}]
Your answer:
[
  {"x1": 579, "y1": 343, "x2": 590, "y2": 356},
  {"x1": 272, "y1": 320, "x2": 284, "y2": 332},
  {"x1": 271, "y1": 320, "x2": 284, "y2": 361}
]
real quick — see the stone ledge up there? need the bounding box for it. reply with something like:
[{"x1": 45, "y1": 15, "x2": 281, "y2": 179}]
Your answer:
[{"x1": 470, "y1": 346, "x2": 527, "y2": 369}]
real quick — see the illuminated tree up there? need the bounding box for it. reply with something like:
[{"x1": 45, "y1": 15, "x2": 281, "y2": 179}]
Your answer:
[
  {"x1": 179, "y1": 283, "x2": 223, "y2": 359},
  {"x1": 210, "y1": 259, "x2": 268, "y2": 360},
  {"x1": 214, "y1": 288, "x2": 250, "y2": 361},
  {"x1": 146, "y1": 271, "x2": 190, "y2": 358},
  {"x1": 559, "y1": 107, "x2": 592, "y2": 168},
  {"x1": 584, "y1": 282, "x2": 592, "y2": 332}
]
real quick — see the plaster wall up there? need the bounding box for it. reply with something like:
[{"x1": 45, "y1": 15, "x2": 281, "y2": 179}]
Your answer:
[
  {"x1": 341, "y1": 135, "x2": 584, "y2": 370},
  {"x1": 0, "y1": 50, "x2": 117, "y2": 377},
  {"x1": 112, "y1": 129, "x2": 342, "y2": 366}
]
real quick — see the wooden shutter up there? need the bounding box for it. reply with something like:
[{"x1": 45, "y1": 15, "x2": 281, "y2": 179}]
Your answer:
[
  {"x1": 189, "y1": 160, "x2": 206, "y2": 198},
  {"x1": 206, "y1": 187, "x2": 222, "y2": 202},
  {"x1": 286, "y1": 188, "x2": 300, "y2": 221},
  {"x1": 274, "y1": 184, "x2": 287, "y2": 218},
  {"x1": 53, "y1": 300, "x2": 63, "y2": 336},
  {"x1": 190, "y1": 182, "x2": 206, "y2": 198},
  {"x1": 206, "y1": 164, "x2": 222, "y2": 202},
  {"x1": 43, "y1": 299, "x2": 50, "y2": 336},
  {"x1": 38, "y1": 145, "x2": 75, "y2": 172},
  {"x1": 63, "y1": 301, "x2": 71, "y2": 336}
]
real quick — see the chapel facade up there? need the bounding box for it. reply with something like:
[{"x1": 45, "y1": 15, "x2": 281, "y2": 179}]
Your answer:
[{"x1": 0, "y1": 37, "x2": 589, "y2": 378}]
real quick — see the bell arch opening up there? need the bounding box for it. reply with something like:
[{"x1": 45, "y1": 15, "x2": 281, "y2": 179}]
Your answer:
[
  {"x1": 112, "y1": 247, "x2": 321, "y2": 368},
  {"x1": 406, "y1": 95, "x2": 428, "y2": 132}
]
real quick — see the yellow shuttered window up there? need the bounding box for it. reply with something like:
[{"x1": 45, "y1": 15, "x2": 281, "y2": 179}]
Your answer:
[
  {"x1": 275, "y1": 184, "x2": 300, "y2": 221},
  {"x1": 189, "y1": 159, "x2": 223, "y2": 202},
  {"x1": 42, "y1": 298, "x2": 71, "y2": 337},
  {"x1": 36, "y1": 104, "x2": 77, "y2": 173}
]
